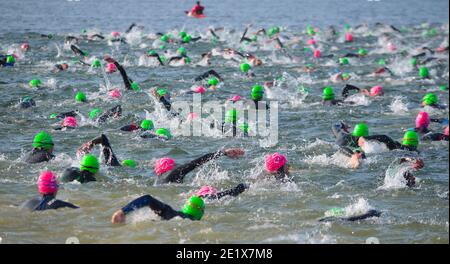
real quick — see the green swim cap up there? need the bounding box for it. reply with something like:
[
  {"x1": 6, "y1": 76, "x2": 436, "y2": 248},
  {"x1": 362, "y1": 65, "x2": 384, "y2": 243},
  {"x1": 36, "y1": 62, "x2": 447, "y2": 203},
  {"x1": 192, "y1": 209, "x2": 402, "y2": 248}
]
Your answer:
[
  {"x1": 33, "y1": 131, "x2": 54, "y2": 150},
  {"x1": 240, "y1": 63, "x2": 251, "y2": 73},
  {"x1": 251, "y1": 85, "x2": 264, "y2": 101},
  {"x1": 147, "y1": 50, "x2": 157, "y2": 56},
  {"x1": 179, "y1": 31, "x2": 187, "y2": 38},
  {"x1": 6, "y1": 55, "x2": 15, "y2": 64},
  {"x1": 182, "y1": 35, "x2": 192, "y2": 43},
  {"x1": 89, "y1": 108, "x2": 102, "y2": 120},
  {"x1": 339, "y1": 57, "x2": 349, "y2": 65},
  {"x1": 268, "y1": 26, "x2": 280, "y2": 37},
  {"x1": 48, "y1": 33, "x2": 54, "y2": 39},
  {"x1": 402, "y1": 131, "x2": 419, "y2": 148},
  {"x1": 159, "y1": 55, "x2": 167, "y2": 63},
  {"x1": 419, "y1": 67, "x2": 429, "y2": 78},
  {"x1": 92, "y1": 59, "x2": 101, "y2": 68},
  {"x1": 49, "y1": 113, "x2": 58, "y2": 119},
  {"x1": 352, "y1": 123, "x2": 369, "y2": 137},
  {"x1": 326, "y1": 207, "x2": 345, "y2": 217},
  {"x1": 341, "y1": 73, "x2": 351, "y2": 79},
  {"x1": 239, "y1": 123, "x2": 250, "y2": 133},
  {"x1": 157, "y1": 89, "x2": 167, "y2": 97},
  {"x1": 140, "y1": 119, "x2": 154, "y2": 130},
  {"x1": 358, "y1": 48, "x2": 368, "y2": 56},
  {"x1": 422, "y1": 93, "x2": 438, "y2": 106},
  {"x1": 322, "y1": 87, "x2": 335, "y2": 101},
  {"x1": 410, "y1": 58, "x2": 417, "y2": 66},
  {"x1": 160, "y1": 35, "x2": 169, "y2": 42},
  {"x1": 80, "y1": 154, "x2": 100, "y2": 174},
  {"x1": 29, "y1": 79, "x2": 42, "y2": 88},
  {"x1": 122, "y1": 159, "x2": 137, "y2": 168},
  {"x1": 378, "y1": 59, "x2": 386, "y2": 66},
  {"x1": 75, "y1": 91, "x2": 87, "y2": 102},
  {"x1": 306, "y1": 26, "x2": 315, "y2": 36},
  {"x1": 184, "y1": 56, "x2": 191, "y2": 64},
  {"x1": 159, "y1": 44, "x2": 166, "y2": 50},
  {"x1": 181, "y1": 196, "x2": 205, "y2": 220},
  {"x1": 208, "y1": 77, "x2": 219, "y2": 86},
  {"x1": 155, "y1": 128, "x2": 171, "y2": 139},
  {"x1": 251, "y1": 35, "x2": 257, "y2": 41},
  {"x1": 131, "y1": 82, "x2": 141, "y2": 91},
  {"x1": 439, "y1": 85, "x2": 448, "y2": 91},
  {"x1": 225, "y1": 109, "x2": 237, "y2": 123},
  {"x1": 177, "y1": 47, "x2": 187, "y2": 56}
]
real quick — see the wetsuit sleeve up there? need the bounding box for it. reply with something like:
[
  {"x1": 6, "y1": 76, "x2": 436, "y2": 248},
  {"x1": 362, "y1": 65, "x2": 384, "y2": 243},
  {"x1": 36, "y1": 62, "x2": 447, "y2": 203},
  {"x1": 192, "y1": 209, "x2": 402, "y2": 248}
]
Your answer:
[
  {"x1": 160, "y1": 96, "x2": 172, "y2": 111},
  {"x1": 421, "y1": 133, "x2": 448, "y2": 141},
  {"x1": 338, "y1": 147, "x2": 355, "y2": 158},
  {"x1": 61, "y1": 167, "x2": 82, "y2": 183},
  {"x1": 22, "y1": 198, "x2": 41, "y2": 211},
  {"x1": 121, "y1": 194, "x2": 182, "y2": 220},
  {"x1": 208, "y1": 183, "x2": 249, "y2": 200},
  {"x1": 164, "y1": 151, "x2": 226, "y2": 183},
  {"x1": 341, "y1": 84, "x2": 360, "y2": 99},
  {"x1": 48, "y1": 200, "x2": 79, "y2": 210},
  {"x1": 364, "y1": 135, "x2": 402, "y2": 150},
  {"x1": 194, "y1": 70, "x2": 223, "y2": 81},
  {"x1": 114, "y1": 62, "x2": 132, "y2": 90},
  {"x1": 98, "y1": 105, "x2": 122, "y2": 123},
  {"x1": 240, "y1": 27, "x2": 249, "y2": 43},
  {"x1": 125, "y1": 23, "x2": 136, "y2": 33},
  {"x1": 98, "y1": 134, "x2": 121, "y2": 166},
  {"x1": 148, "y1": 54, "x2": 164, "y2": 65},
  {"x1": 24, "y1": 149, "x2": 54, "y2": 164},
  {"x1": 345, "y1": 210, "x2": 381, "y2": 221},
  {"x1": 120, "y1": 124, "x2": 139, "y2": 132}
]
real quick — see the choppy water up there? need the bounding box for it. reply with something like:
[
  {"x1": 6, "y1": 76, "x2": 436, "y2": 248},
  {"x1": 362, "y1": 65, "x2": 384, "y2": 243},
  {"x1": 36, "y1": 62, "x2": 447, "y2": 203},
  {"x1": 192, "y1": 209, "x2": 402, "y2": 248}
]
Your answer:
[{"x1": 0, "y1": 0, "x2": 449, "y2": 244}]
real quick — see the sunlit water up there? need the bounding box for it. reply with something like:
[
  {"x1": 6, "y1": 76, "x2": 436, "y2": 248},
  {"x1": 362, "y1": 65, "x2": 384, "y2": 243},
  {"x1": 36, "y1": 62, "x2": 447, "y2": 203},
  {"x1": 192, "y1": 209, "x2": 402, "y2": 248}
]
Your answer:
[{"x1": 0, "y1": 0, "x2": 448, "y2": 244}]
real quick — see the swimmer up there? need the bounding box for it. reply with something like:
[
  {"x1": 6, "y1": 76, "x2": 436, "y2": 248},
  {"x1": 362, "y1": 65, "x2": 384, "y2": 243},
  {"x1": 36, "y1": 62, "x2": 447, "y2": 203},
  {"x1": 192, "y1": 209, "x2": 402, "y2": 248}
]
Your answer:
[
  {"x1": 19, "y1": 96, "x2": 36, "y2": 109},
  {"x1": 195, "y1": 183, "x2": 249, "y2": 200},
  {"x1": 322, "y1": 87, "x2": 353, "y2": 106},
  {"x1": 52, "y1": 63, "x2": 69, "y2": 73},
  {"x1": 154, "y1": 148, "x2": 245, "y2": 184},
  {"x1": 22, "y1": 171, "x2": 79, "y2": 211},
  {"x1": 422, "y1": 126, "x2": 449, "y2": 142},
  {"x1": 24, "y1": 131, "x2": 55, "y2": 164},
  {"x1": 318, "y1": 209, "x2": 381, "y2": 222},
  {"x1": 341, "y1": 84, "x2": 384, "y2": 99},
  {"x1": 112, "y1": 195, "x2": 205, "y2": 223}
]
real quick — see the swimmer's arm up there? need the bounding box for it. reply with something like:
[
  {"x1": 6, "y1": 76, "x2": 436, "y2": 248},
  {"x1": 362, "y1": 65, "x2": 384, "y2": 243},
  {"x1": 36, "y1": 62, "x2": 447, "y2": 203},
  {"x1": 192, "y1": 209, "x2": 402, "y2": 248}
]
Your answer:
[
  {"x1": 53, "y1": 200, "x2": 79, "y2": 209},
  {"x1": 113, "y1": 62, "x2": 132, "y2": 90},
  {"x1": 341, "y1": 84, "x2": 360, "y2": 99},
  {"x1": 194, "y1": 69, "x2": 223, "y2": 81},
  {"x1": 364, "y1": 135, "x2": 401, "y2": 150},
  {"x1": 212, "y1": 183, "x2": 249, "y2": 200},
  {"x1": 70, "y1": 45, "x2": 86, "y2": 57},
  {"x1": 114, "y1": 195, "x2": 178, "y2": 223},
  {"x1": 125, "y1": 23, "x2": 137, "y2": 33}
]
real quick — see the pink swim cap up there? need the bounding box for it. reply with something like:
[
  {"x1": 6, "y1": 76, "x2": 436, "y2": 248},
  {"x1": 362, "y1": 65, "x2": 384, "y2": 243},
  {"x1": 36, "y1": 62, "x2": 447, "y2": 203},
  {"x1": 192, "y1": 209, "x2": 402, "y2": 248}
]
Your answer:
[
  {"x1": 415, "y1": 111, "x2": 430, "y2": 129},
  {"x1": 265, "y1": 152, "x2": 287, "y2": 173},
  {"x1": 38, "y1": 171, "x2": 58, "y2": 195},
  {"x1": 230, "y1": 95, "x2": 241, "y2": 102},
  {"x1": 307, "y1": 39, "x2": 316, "y2": 45},
  {"x1": 111, "y1": 31, "x2": 121, "y2": 37},
  {"x1": 62, "y1": 116, "x2": 77, "y2": 128},
  {"x1": 109, "y1": 89, "x2": 122, "y2": 99},
  {"x1": 192, "y1": 86, "x2": 206, "y2": 94},
  {"x1": 313, "y1": 49, "x2": 321, "y2": 59},
  {"x1": 187, "y1": 112, "x2": 199, "y2": 120},
  {"x1": 444, "y1": 126, "x2": 449, "y2": 136},
  {"x1": 106, "y1": 63, "x2": 117, "y2": 73},
  {"x1": 345, "y1": 33, "x2": 353, "y2": 42},
  {"x1": 154, "y1": 157, "x2": 175, "y2": 176},
  {"x1": 387, "y1": 42, "x2": 397, "y2": 51},
  {"x1": 21, "y1": 43, "x2": 30, "y2": 51},
  {"x1": 370, "y1": 86, "x2": 384, "y2": 97},
  {"x1": 196, "y1": 186, "x2": 218, "y2": 197}
]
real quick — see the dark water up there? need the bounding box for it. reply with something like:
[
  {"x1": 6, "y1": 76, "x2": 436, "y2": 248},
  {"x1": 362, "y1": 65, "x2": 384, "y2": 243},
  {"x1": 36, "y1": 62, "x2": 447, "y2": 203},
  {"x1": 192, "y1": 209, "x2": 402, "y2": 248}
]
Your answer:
[{"x1": 0, "y1": 0, "x2": 449, "y2": 244}]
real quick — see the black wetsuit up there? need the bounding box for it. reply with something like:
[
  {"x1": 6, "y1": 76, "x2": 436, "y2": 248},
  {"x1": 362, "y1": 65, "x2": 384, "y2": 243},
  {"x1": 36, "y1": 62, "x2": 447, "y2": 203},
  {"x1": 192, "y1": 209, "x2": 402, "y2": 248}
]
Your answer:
[
  {"x1": 19, "y1": 98, "x2": 36, "y2": 109},
  {"x1": 61, "y1": 167, "x2": 96, "y2": 183},
  {"x1": 332, "y1": 122, "x2": 359, "y2": 149},
  {"x1": 113, "y1": 61, "x2": 133, "y2": 90},
  {"x1": 97, "y1": 105, "x2": 122, "y2": 124},
  {"x1": 323, "y1": 99, "x2": 345, "y2": 106},
  {"x1": 24, "y1": 148, "x2": 55, "y2": 164},
  {"x1": 70, "y1": 45, "x2": 87, "y2": 57},
  {"x1": 158, "y1": 151, "x2": 227, "y2": 184},
  {"x1": 421, "y1": 133, "x2": 449, "y2": 141},
  {"x1": 121, "y1": 194, "x2": 195, "y2": 220},
  {"x1": 363, "y1": 135, "x2": 416, "y2": 151},
  {"x1": 194, "y1": 70, "x2": 223, "y2": 82},
  {"x1": 201, "y1": 183, "x2": 249, "y2": 200},
  {"x1": 120, "y1": 123, "x2": 140, "y2": 132},
  {"x1": 22, "y1": 195, "x2": 79, "y2": 211},
  {"x1": 341, "y1": 84, "x2": 361, "y2": 99},
  {"x1": 318, "y1": 209, "x2": 381, "y2": 222}
]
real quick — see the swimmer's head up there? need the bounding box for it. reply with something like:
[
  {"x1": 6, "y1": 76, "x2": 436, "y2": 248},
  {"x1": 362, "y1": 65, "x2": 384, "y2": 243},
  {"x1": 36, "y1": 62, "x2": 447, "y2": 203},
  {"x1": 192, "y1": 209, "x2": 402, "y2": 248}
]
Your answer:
[
  {"x1": 106, "y1": 63, "x2": 117, "y2": 73},
  {"x1": 192, "y1": 86, "x2": 206, "y2": 94},
  {"x1": 415, "y1": 111, "x2": 430, "y2": 129},
  {"x1": 225, "y1": 109, "x2": 237, "y2": 123},
  {"x1": 130, "y1": 82, "x2": 141, "y2": 91},
  {"x1": 38, "y1": 171, "x2": 59, "y2": 195},
  {"x1": 109, "y1": 89, "x2": 121, "y2": 99},
  {"x1": 21, "y1": 43, "x2": 30, "y2": 51},
  {"x1": 341, "y1": 73, "x2": 351, "y2": 81},
  {"x1": 345, "y1": 33, "x2": 353, "y2": 42},
  {"x1": 6, "y1": 55, "x2": 15, "y2": 64},
  {"x1": 80, "y1": 154, "x2": 100, "y2": 174},
  {"x1": 140, "y1": 120, "x2": 154, "y2": 131},
  {"x1": 422, "y1": 93, "x2": 438, "y2": 106},
  {"x1": 177, "y1": 47, "x2": 187, "y2": 56},
  {"x1": 322, "y1": 87, "x2": 335, "y2": 101},
  {"x1": 155, "y1": 128, "x2": 172, "y2": 139},
  {"x1": 29, "y1": 79, "x2": 42, "y2": 88},
  {"x1": 89, "y1": 108, "x2": 102, "y2": 120},
  {"x1": 154, "y1": 157, "x2": 175, "y2": 176},
  {"x1": 62, "y1": 116, "x2": 77, "y2": 128},
  {"x1": 419, "y1": 67, "x2": 429, "y2": 78},
  {"x1": 358, "y1": 48, "x2": 368, "y2": 56},
  {"x1": 339, "y1": 57, "x2": 349, "y2": 65},
  {"x1": 444, "y1": 126, "x2": 449, "y2": 136},
  {"x1": 352, "y1": 123, "x2": 369, "y2": 137},
  {"x1": 265, "y1": 152, "x2": 288, "y2": 174},
  {"x1": 179, "y1": 31, "x2": 187, "y2": 38},
  {"x1": 75, "y1": 91, "x2": 87, "y2": 102},
  {"x1": 111, "y1": 31, "x2": 121, "y2": 38},
  {"x1": 207, "y1": 77, "x2": 219, "y2": 86},
  {"x1": 122, "y1": 159, "x2": 137, "y2": 168},
  {"x1": 402, "y1": 131, "x2": 419, "y2": 148},
  {"x1": 182, "y1": 35, "x2": 192, "y2": 43},
  {"x1": 196, "y1": 186, "x2": 218, "y2": 198},
  {"x1": 92, "y1": 59, "x2": 101, "y2": 68},
  {"x1": 33, "y1": 131, "x2": 54, "y2": 150},
  {"x1": 251, "y1": 85, "x2": 264, "y2": 101},
  {"x1": 313, "y1": 49, "x2": 321, "y2": 58},
  {"x1": 369, "y1": 86, "x2": 384, "y2": 97},
  {"x1": 181, "y1": 196, "x2": 205, "y2": 220},
  {"x1": 240, "y1": 63, "x2": 251, "y2": 73},
  {"x1": 230, "y1": 95, "x2": 241, "y2": 102}
]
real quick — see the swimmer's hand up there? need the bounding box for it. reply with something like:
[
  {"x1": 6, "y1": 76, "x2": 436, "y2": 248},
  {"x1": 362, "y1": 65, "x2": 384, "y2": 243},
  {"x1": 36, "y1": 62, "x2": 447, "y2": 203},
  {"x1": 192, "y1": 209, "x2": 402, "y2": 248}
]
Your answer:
[
  {"x1": 111, "y1": 210, "x2": 126, "y2": 224},
  {"x1": 224, "y1": 148, "x2": 245, "y2": 158},
  {"x1": 350, "y1": 152, "x2": 363, "y2": 169}
]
